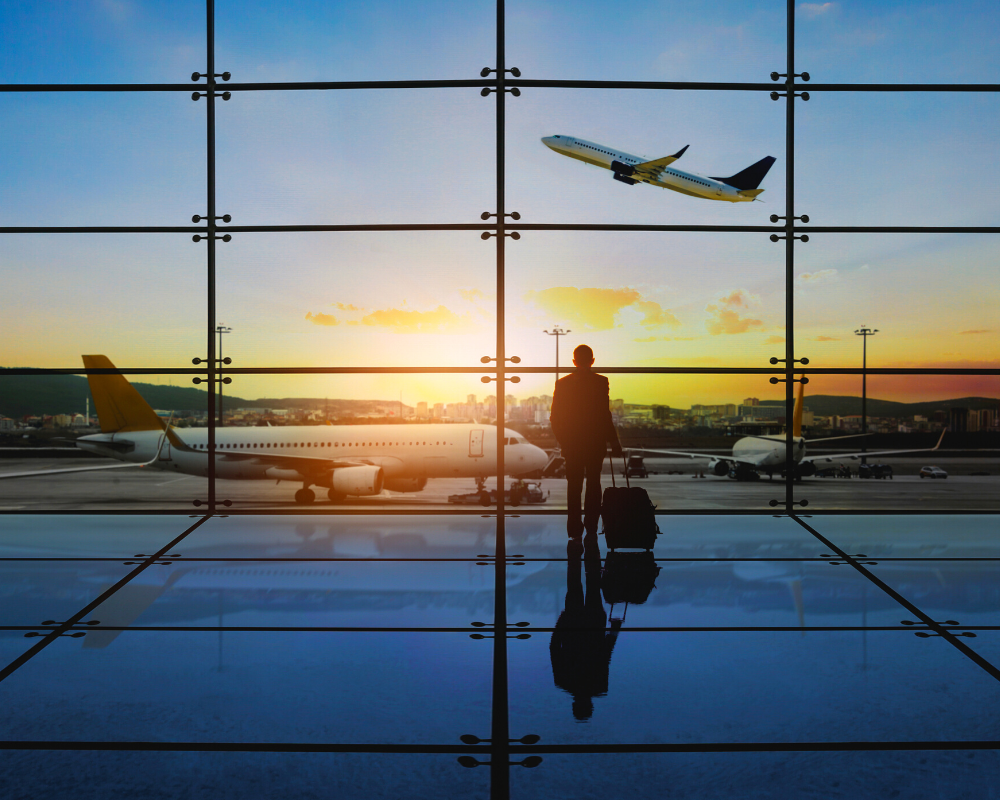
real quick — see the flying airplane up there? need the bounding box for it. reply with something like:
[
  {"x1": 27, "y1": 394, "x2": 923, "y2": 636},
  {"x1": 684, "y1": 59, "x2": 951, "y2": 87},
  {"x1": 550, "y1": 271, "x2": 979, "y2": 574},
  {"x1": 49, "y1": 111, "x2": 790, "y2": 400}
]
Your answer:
[
  {"x1": 633, "y1": 383, "x2": 946, "y2": 481},
  {"x1": 541, "y1": 135, "x2": 776, "y2": 202},
  {"x1": 0, "y1": 356, "x2": 548, "y2": 505}
]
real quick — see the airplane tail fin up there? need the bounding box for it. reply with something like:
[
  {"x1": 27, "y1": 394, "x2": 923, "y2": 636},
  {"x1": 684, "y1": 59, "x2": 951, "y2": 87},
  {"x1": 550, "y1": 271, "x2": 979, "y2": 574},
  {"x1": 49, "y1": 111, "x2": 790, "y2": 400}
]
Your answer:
[
  {"x1": 82, "y1": 355, "x2": 165, "y2": 434},
  {"x1": 711, "y1": 156, "x2": 776, "y2": 190},
  {"x1": 792, "y1": 381, "x2": 804, "y2": 438}
]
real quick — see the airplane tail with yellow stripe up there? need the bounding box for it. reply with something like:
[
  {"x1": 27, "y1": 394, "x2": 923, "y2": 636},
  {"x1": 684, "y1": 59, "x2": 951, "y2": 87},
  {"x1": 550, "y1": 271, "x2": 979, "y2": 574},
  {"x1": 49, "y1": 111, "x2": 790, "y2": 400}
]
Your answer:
[{"x1": 83, "y1": 355, "x2": 166, "y2": 434}]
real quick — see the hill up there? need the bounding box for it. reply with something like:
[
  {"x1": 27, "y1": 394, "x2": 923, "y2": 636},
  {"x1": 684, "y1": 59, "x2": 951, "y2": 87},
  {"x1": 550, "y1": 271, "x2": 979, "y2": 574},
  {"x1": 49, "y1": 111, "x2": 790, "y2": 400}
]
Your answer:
[{"x1": 758, "y1": 395, "x2": 998, "y2": 418}]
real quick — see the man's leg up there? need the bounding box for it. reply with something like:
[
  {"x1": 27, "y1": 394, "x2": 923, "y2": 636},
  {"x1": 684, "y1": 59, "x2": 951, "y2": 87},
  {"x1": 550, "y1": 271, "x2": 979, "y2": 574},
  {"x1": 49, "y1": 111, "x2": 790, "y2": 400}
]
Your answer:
[
  {"x1": 582, "y1": 454, "x2": 605, "y2": 536},
  {"x1": 565, "y1": 457, "x2": 585, "y2": 537}
]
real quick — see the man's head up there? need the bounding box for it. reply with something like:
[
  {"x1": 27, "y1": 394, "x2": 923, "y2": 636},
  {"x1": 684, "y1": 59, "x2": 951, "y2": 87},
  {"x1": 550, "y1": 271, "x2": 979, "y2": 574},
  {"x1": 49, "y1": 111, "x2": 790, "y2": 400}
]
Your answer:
[{"x1": 572, "y1": 344, "x2": 595, "y2": 369}]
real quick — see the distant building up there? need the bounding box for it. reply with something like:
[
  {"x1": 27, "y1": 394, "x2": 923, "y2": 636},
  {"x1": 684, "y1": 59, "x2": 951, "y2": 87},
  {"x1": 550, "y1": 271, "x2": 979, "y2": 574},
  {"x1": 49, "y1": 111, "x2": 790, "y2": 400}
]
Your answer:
[
  {"x1": 652, "y1": 405, "x2": 670, "y2": 420},
  {"x1": 416, "y1": 402, "x2": 428, "y2": 419},
  {"x1": 743, "y1": 397, "x2": 760, "y2": 407},
  {"x1": 948, "y1": 407, "x2": 969, "y2": 433}
]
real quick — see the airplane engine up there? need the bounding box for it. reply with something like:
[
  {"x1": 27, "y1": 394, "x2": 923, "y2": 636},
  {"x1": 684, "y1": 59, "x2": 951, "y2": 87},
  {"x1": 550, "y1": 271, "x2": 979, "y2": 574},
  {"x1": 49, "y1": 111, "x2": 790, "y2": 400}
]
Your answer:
[
  {"x1": 797, "y1": 461, "x2": 817, "y2": 477},
  {"x1": 709, "y1": 458, "x2": 730, "y2": 476},
  {"x1": 383, "y1": 476, "x2": 428, "y2": 493},
  {"x1": 331, "y1": 465, "x2": 384, "y2": 496},
  {"x1": 610, "y1": 160, "x2": 635, "y2": 177}
]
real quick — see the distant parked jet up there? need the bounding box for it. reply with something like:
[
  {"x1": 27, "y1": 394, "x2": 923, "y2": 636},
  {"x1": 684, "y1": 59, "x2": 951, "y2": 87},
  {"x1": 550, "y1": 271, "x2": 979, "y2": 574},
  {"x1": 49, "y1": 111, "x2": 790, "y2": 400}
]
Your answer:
[{"x1": 541, "y1": 135, "x2": 775, "y2": 202}]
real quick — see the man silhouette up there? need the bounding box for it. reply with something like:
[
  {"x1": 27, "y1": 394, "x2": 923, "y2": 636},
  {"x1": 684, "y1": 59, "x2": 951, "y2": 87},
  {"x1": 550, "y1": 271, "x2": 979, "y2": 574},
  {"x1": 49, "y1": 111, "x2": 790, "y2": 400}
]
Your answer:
[{"x1": 549, "y1": 344, "x2": 622, "y2": 538}]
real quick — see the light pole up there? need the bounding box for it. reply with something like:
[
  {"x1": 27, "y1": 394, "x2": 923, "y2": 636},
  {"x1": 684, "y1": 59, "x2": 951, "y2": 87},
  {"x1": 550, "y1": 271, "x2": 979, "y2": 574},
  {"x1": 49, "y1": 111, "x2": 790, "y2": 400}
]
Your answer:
[
  {"x1": 543, "y1": 326, "x2": 571, "y2": 383},
  {"x1": 216, "y1": 325, "x2": 231, "y2": 426},
  {"x1": 854, "y1": 325, "x2": 878, "y2": 464}
]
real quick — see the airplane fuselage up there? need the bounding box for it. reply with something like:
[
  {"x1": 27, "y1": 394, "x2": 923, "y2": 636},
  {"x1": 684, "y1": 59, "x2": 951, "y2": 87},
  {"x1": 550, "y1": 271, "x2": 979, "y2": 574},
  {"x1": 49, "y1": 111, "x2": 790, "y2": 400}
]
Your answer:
[
  {"x1": 731, "y1": 435, "x2": 807, "y2": 467},
  {"x1": 77, "y1": 424, "x2": 547, "y2": 488},
  {"x1": 542, "y1": 135, "x2": 750, "y2": 202}
]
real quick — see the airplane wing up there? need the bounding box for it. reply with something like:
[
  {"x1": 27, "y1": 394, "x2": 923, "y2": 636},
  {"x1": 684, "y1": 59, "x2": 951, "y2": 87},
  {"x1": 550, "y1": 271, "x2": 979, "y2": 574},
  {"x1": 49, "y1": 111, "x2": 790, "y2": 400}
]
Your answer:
[
  {"x1": 802, "y1": 430, "x2": 946, "y2": 464},
  {"x1": 629, "y1": 447, "x2": 761, "y2": 467},
  {"x1": 631, "y1": 145, "x2": 689, "y2": 178},
  {"x1": 217, "y1": 451, "x2": 373, "y2": 472},
  {"x1": 0, "y1": 462, "x2": 145, "y2": 480}
]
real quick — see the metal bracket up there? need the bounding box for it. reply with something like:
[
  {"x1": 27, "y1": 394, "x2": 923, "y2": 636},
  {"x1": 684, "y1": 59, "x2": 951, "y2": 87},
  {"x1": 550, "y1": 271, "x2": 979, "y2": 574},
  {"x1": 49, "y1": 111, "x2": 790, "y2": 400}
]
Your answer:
[
  {"x1": 770, "y1": 357, "x2": 809, "y2": 365},
  {"x1": 192, "y1": 71, "x2": 231, "y2": 82},
  {"x1": 193, "y1": 214, "x2": 232, "y2": 223},
  {"x1": 458, "y1": 756, "x2": 542, "y2": 768},
  {"x1": 481, "y1": 231, "x2": 520, "y2": 240},
  {"x1": 769, "y1": 233, "x2": 809, "y2": 242},
  {"x1": 481, "y1": 375, "x2": 520, "y2": 384},
  {"x1": 191, "y1": 91, "x2": 231, "y2": 101},
  {"x1": 771, "y1": 214, "x2": 809, "y2": 223},
  {"x1": 481, "y1": 211, "x2": 520, "y2": 220},
  {"x1": 461, "y1": 733, "x2": 540, "y2": 745},
  {"x1": 481, "y1": 356, "x2": 521, "y2": 364},
  {"x1": 193, "y1": 499, "x2": 233, "y2": 508},
  {"x1": 481, "y1": 67, "x2": 522, "y2": 77},
  {"x1": 771, "y1": 71, "x2": 810, "y2": 82},
  {"x1": 915, "y1": 631, "x2": 977, "y2": 638},
  {"x1": 769, "y1": 376, "x2": 809, "y2": 384},
  {"x1": 902, "y1": 619, "x2": 959, "y2": 626},
  {"x1": 192, "y1": 377, "x2": 232, "y2": 385},
  {"x1": 193, "y1": 357, "x2": 232, "y2": 365},
  {"x1": 769, "y1": 499, "x2": 809, "y2": 508},
  {"x1": 24, "y1": 631, "x2": 86, "y2": 638},
  {"x1": 41, "y1": 620, "x2": 100, "y2": 627},
  {"x1": 770, "y1": 90, "x2": 809, "y2": 101},
  {"x1": 192, "y1": 233, "x2": 232, "y2": 242}
]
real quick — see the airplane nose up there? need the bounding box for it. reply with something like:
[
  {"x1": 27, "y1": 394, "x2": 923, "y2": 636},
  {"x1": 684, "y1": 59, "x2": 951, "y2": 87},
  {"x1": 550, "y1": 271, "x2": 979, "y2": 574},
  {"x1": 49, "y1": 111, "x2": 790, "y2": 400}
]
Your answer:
[{"x1": 541, "y1": 136, "x2": 555, "y2": 148}]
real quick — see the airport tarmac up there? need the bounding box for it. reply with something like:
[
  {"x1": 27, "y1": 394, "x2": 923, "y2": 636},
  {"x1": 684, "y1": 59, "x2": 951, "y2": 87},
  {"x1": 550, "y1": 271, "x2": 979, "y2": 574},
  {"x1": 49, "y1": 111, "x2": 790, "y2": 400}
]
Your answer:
[{"x1": 1, "y1": 456, "x2": 997, "y2": 511}]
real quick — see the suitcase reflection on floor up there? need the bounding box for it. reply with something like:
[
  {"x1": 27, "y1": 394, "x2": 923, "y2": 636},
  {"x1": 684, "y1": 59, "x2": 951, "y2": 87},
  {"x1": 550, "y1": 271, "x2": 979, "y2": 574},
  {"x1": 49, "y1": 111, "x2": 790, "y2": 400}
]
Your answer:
[{"x1": 549, "y1": 539, "x2": 661, "y2": 720}]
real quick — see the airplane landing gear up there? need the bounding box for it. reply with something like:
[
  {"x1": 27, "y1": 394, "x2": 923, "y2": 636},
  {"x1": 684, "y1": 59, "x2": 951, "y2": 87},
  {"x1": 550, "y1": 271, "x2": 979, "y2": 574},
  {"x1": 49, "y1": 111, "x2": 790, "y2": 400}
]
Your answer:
[
  {"x1": 328, "y1": 489, "x2": 346, "y2": 503},
  {"x1": 475, "y1": 477, "x2": 491, "y2": 507},
  {"x1": 294, "y1": 488, "x2": 316, "y2": 505}
]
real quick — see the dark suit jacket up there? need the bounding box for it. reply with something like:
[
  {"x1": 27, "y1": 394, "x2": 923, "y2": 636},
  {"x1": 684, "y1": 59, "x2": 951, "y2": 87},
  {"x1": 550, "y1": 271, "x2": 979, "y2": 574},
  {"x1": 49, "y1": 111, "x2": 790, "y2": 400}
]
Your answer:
[{"x1": 550, "y1": 369, "x2": 621, "y2": 460}]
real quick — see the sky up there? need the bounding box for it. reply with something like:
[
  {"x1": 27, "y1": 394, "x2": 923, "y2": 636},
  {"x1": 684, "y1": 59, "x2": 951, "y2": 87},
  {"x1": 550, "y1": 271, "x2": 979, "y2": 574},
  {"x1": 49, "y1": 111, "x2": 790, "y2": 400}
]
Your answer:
[{"x1": 1, "y1": 0, "x2": 998, "y2": 407}]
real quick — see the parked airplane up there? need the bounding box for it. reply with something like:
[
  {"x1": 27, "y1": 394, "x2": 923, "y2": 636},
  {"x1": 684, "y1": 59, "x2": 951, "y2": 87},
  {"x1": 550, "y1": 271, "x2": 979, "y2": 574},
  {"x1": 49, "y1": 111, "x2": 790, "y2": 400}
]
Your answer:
[
  {"x1": 1, "y1": 356, "x2": 548, "y2": 505},
  {"x1": 541, "y1": 135, "x2": 776, "y2": 201},
  {"x1": 634, "y1": 383, "x2": 946, "y2": 481}
]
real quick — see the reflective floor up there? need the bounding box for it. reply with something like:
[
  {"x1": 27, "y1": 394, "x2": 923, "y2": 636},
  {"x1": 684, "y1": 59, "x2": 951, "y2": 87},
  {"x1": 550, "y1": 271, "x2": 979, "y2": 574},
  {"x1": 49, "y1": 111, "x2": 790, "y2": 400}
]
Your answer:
[{"x1": 1, "y1": 514, "x2": 998, "y2": 798}]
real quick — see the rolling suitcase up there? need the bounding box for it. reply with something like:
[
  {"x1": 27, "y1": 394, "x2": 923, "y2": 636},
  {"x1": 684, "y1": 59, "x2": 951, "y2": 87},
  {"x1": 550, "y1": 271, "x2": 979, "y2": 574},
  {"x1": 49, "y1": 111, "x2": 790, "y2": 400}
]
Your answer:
[{"x1": 600, "y1": 454, "x2": 659, "y2": 550}]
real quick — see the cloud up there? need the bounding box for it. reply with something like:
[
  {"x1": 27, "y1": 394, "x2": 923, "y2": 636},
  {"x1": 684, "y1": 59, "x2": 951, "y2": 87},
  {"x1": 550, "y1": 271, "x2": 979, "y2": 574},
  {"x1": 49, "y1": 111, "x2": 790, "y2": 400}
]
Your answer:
[
  {"x1": 959, "y1": 329, "x2": 994, "y2": 335},
  {"x1": 360, "y1": 305, "x2": 473, "y2": 333},
  {"x1": 800, "y1": 2, "x2": 836, "y2": 18},
  {"x1": 765, "y1": 335, "x2": 785, "y2": 344},
  {"x1": 524, "y1": 287, "x2": 640, "y2": 331},
  {"x1": 334, "y1": 302, "x2": 361, "y2": 311},
  {"x1": 812, "y1": 335, "x2": 841, "y2": 341},
  {"x1": 796, "y1": 269, "x2": 838, "y2": 285},
  {"x1": 459, "y1": 288, "x2": 489, "y2": 303},
  {"x1": 635, "y1": 300, "x2": 681, "y2": 329},
  {"x1": 305, "y1": 311, "x2": 340, "y2": 326},
  {"x1": 705, "y1": 290, "x2": 764, "y2": 335}
]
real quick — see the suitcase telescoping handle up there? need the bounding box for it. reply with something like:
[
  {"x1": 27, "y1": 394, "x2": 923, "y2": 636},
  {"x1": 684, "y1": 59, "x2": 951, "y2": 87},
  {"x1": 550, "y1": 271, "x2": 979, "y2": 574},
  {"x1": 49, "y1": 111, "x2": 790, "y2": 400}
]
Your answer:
[{"x1": 608, "y1": 450, "x2": 629, "y2": 488}]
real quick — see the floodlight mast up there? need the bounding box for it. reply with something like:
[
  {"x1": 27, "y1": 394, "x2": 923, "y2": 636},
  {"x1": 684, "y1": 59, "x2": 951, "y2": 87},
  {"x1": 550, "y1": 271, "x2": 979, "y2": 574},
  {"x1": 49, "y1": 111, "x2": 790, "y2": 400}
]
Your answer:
[
  {"x1": 543, "y1": 326, "x2": 571, "y2": 384},
  {"x1": 855, "y1": 326, "x2": 879, "y2": 464}
]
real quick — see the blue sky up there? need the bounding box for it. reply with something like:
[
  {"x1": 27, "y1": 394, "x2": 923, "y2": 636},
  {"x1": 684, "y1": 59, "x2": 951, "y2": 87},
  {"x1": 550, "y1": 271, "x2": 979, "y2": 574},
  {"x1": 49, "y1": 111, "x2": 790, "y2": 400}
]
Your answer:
[{"x1": 1, "y1": 1, "x2": 997, "y2": 405}]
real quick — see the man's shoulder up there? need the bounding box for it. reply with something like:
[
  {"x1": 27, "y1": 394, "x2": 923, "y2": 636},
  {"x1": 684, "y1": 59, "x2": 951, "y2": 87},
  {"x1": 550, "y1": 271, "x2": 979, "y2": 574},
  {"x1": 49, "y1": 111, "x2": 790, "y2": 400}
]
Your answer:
[{"x1": 557, "y1": 371, "x2": 608, "y2": 386}]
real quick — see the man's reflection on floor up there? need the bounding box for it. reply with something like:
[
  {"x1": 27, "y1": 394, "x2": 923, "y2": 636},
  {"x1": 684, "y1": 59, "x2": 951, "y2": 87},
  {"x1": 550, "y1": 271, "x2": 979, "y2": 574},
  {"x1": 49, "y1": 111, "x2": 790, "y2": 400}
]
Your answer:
[{"x1": 549, "y1": 534, "x2": 621, "y2": 721}]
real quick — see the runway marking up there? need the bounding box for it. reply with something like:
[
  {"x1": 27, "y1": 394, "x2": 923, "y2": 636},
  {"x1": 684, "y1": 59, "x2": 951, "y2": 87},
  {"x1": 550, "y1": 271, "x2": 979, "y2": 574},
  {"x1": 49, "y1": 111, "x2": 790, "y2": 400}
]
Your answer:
[{"x1": 155, "y1": 476, "x2": 195, "y2": 486}]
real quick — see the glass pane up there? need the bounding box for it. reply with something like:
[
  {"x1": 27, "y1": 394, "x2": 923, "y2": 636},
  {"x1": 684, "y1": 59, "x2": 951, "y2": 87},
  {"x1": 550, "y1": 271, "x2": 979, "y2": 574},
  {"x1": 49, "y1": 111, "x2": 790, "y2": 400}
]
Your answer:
[
  {"x1": 509, "y1": 91, "x2": 784, "y2": 227},
  {"x1": 217, "y1": 233, "x2": 494, "y2": 368},
  {"x1": 216, "y1": 90, "x2": 494, "y2": 225},
  {"x1": 512, "y1": 752, "x2": 1000, "y2": 799},
  {"x1": 509, "y1": 629, "x2": 1000, "y2": 743},
  {"x1": 795, "y1": 375, "x2": 1000, "y2": 511},
  {"x1": 798, "y1": 94, "x2": 1000, "y2": 226},
  {"x1": 0, "y1": 95, "x2": 203, "y2": 226},
  {"x1": 501, "y1": 374, "x2": 798, "y2": 513},
  {"x1": 507, "y1": 0, "x2": 785, "y2": 82},
  {"x1": 0, "y1": 236, "x2": 205, "y2": 369},
  {"x1": 217, "y1": 0, "x2": 494, "y2": 82},
  {"x1": 0, "y1": 631, "x2": 491, "y2": 744},
  {"x1": 0, "y1": 370, "x2": 218, "y2": 512},
  {"x1": 507, "y1": 552, "x2": 916, "y2": 631},
  {"x1": 797, "y1": 0, "x2": 1000, "y2": 83},
  {"x1": 0, "y1": 752, "x2": 489, "y2": 800},
  {"x1": 88, "y1": 560, "x2": 497, "y2": 630},
  {"x1": 793, "y1": 235, "x2": 999, "y2": 369},
  {"x1": 802, "y1": 514, "x2": 1000, "y2": 559},
  {"x1": 507, "y1": 233, "x2": 784, "y2": 371},
  {"x1": 0, "y1": 516, "x2": 195, "y2": 557},
  {"x1": 0, "y1": 1, "x2": 204, "y2": 83}
]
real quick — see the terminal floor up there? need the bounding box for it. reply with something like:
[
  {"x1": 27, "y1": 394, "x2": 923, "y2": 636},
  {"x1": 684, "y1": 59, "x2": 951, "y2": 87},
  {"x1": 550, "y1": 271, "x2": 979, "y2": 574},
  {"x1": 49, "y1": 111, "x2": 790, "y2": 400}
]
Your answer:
[{"x1": 0, "y1": 514, "x2": 998, "y2": 799}]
